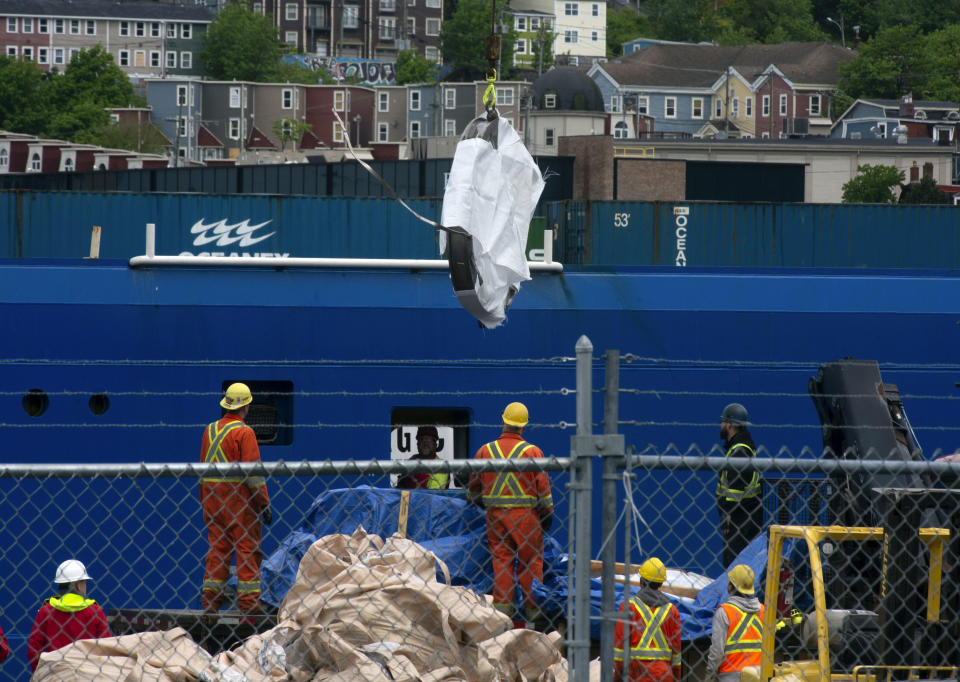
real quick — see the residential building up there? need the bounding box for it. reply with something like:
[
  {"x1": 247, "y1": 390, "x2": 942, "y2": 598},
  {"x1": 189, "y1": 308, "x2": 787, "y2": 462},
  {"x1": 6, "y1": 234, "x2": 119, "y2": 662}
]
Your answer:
[
  {"x1": 0, "y1": 130, "x2": 166, "y2": 173},
  {"x1": 438, "y1": 82, "x2": 477, "y2": 138},
  {"x1": 0, "y1": 0, "x2": 212, "y2": 78},
  {"x1": 510, "y1": 8, "x2": 554, "y2": 72},
  {"x1": 589, "y1": 42, "x2": 854, "y2": 139},
  {"x1": 373, "y1": 85, "x2": 408, "y2": 142},
  {"x1": 251, "y1": 0, "x2": 441, "y2": 62},
  {"x1": 523, "y1": 66, "x2": 606, "y2": 156},
  {"x1": 407, "y1": 83, "x2": 439, "y2": 138},
  {"x1": 146, "y1": 79, "x2": 206, "y2": 164},
  {"x1": 509, "y1": 0, "x2": 603, "y2": 67},
  {"x1": 471, "y1": 80, "x2": 524, "y2": 129},
  {"x1": 831, "y1": 94, "x2": 960, "y2": 144},
  {"x1": 302, "y1": 84, "x2": 376, "y2": 148}
]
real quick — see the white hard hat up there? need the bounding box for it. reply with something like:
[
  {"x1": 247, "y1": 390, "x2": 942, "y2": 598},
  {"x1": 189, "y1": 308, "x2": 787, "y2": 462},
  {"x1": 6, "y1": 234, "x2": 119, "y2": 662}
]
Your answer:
[{"x1": 54, "y1": 559, "x2": 91, "y2": 584}]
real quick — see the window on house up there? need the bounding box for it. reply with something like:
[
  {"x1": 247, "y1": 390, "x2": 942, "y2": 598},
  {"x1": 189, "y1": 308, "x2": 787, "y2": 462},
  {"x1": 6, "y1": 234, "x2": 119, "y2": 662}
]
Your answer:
[
  {"x1": 665, "y1": 97, "x2": 676, "y2": 118},
  {"x1": 39, "y1": 18, "x2": 48, "y2": 33},
  {"x1": 110, "y1": 113, "x2": 120, "y2": 124},
  {"x1": 378, "y1": 91, "x2": 389, "y2": 111},
  {"x1": 316, "y1": 40, "x2": 328, "y2": 56},
  {"x1": 38, "y1": 48, "x2": 49, "y2": 64},
  {"x1": 426, "y1": 0, "x2": 441, "y2": 7},
  {"x1": 715, "y1": 98, "x2": 722, "y2": 118},
  {"x1": 30, "y1": 153, "x2": 41, "y2": 171},
  {"x1": 334, "y1": 90, "x2": 346, "y2": 111},
  {"x1": 134, "y1": 22, "x2": 145, "y2": 37},
  {"x1": 515, "y1": 39, "x2": 526, "y2": 54},
  {"x1": 564, "y1": 29, "x2": 578, "y2": 43},
  {"x1": 614, "y1": 121, "x2": 628, "y2": 139},
  {"x1": 544, "y1": 93, "x2": 556, "y2": 108},
  {"x1": 118, "y1": 21, "x2": 128, "y2": 36},
  {"x1": 64, "y1": 157, "x2": 73, "y2": 171},
  {"x1": 286, "y1": 3, "x2": 298, "y2": 19},
  {"x1": 444, "y1": 119, "x2": 456, "y2": 136},
  {"x1": 762, "y1": 94, "x2": 770, "y2": 117},
  {"x1": 810, "y1": 94, "x2": 821, "y2": 116},
  {"x1": 637, "y1": 96, "x2": 648, "y2": 115},
  {"x1": 88, "y1": 20, "x2": 97, "y2": 35},
  {"x1": 285, "y1": 31, "x2": 297, "y2": 45},
  {"x1": 409, "y1": 90, "x2": 421, "y2": 110},
  {"x1": 409, "y1": 120, "x2": 421, "y2": 138},
  {"x1": 692, "y1": 97, "x2": 703, "y2": 119},
  {"x1": 150, "y1": 22, "x2": 160, "y2": 37},
  {"x1": 761, "y1": 131, "x2": 770, "y2": 139},
  {"x1": 150, "y1": 51, "x2": 161, "y2": 67},
  {"x1": 229, "y1": 119, "x2": 240, "y2": 139},
  {"x1": 182, "y1": 24, "x2": 192, "y2": 39},
  {"x1": 69, "y1": 48, "x2": 79, "y2": 59},
  {"x1": 496, "y1": 87, "x2": 514, "y2": 105},
  {"x1": 531, "y1": 17, "x2": 540, "y2": 29},
  {"x1": 732, "y1": 97, "x2": 739, "y2": 118},
  {"x1": 426, "y1": 18, "x2": 440, "y2": 35},
  {"x1": 53, "y1": 48, "x2": 64, "y2": 65},
  {"x1": 70, "y1": 19, "x2": 80, "y2": 34},
  {"x1": 230, "y1": 87, "x2": 241, "y2": 108},
  {"x1": 22, "y1": 46, "x2": 33, "y2": 60},
  {"x1": 379, "y1": 17, "x2": 396, "y2": 39},
  {"x1": 167, "y1": 23, "x2": 176, "y2": 38},
  {"x1": 119, "y1": 50, "x2": 130, "y2": 66},
  {"x1": 378, "y1": 122, "x2": 388, "y2": 141},
  {"x1": 610, "y1": 95, "x2": 621, "y2": 113},
  {"x1": 134, "y1": 50, "x2": 145, "y2": 67},
  {"x1": 564, "y1": 2, "x2": 579, "y2": 15},
  {"x1": 343, "y1": 6, "x2": 359, "y2": 28},
  {"x1": 380, "y1": 0, "x2": 396, "y2": 10},
  {"x1": 425, "y1": 46, "x2": 438, "y2": 61},
  {"x1": 516, "y1": 17, "x2": 526, "y2": 30},
  {"x1": 592, "y1": 30, "x2": 599, "y2": 41},
  {"x1": 592, "y1": 2, "x2": 600, "y2": 15},
  {"x1": 0, "y1": 149, "x2": 7, "y2": 167},
  {"x1": 746, "y1": 97, "x2": 753, "y2": 117},
  {"x1": 22, "y1": 18, "x2": 32, "y2": 33},
  {"x1": 166, "y1": 52, "x2": 176, "y2": 68},
  {"x1": 545, "y1": 128, "x2": 554, "y2": 146},
  {"x1": 407, "y1": 17, "x2": 415, "y2": 33},
  {"x1": 6, "y1": 18, "x2": 16, "y2": 32},
  {"x1": 253, "y1": 2, "x2": 263, "y2": 11},
  {"x1": 55, "y1": 19, "x2": 65, "y2": 33},
  {"x1": 444, "y1": 88, "x2": 456, "y2": 109},
  {"x1": 177, "y1": 85, "x2": 188, "y2": 106},
  {"x1": 282, "y1": 88, "x2": 294, "y2": 109},
  {"x1": 334, "y1": 121, "x2": 345, "y2": 142},
  {"x1": 779, "y1": 93, "x2": 787, "y2": 116},
  {"x1": 177, "y1": 117, "x2": 187, "y2": 137},
  {"x1": 5, "y1": 47, "x2": 16, "y2": 58},
  {"x1": 181, "y1": 52, "x2": 192, "y2": 68}
]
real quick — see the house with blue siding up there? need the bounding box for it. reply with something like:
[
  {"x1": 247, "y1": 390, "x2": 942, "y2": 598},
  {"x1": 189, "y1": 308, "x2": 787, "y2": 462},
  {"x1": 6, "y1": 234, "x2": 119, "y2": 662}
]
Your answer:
[{"x1": 831, "y1": 95, "x2": 960, "y2": 143}]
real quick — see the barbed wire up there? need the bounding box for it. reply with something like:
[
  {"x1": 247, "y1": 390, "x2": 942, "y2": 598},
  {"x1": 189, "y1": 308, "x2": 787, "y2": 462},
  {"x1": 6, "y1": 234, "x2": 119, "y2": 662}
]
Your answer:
[
  {"x1": 619, "y1": 420, "x2": 960, "y2": 431},
  {"x1": 618, "y1": 388, "x2": 960, "y2": 400},
  {"x1": 0, "y1": 421, "x2": 578, "y2": 429},
  {"x1": 0, "y1": 356, "x2": 577, "y2": 366},
  {"x1": 0, "y1": 388, "x2": 577, "y2": 397},
  {"x1": 618, "y1": 354, "x2": 960, "y2": 370}
]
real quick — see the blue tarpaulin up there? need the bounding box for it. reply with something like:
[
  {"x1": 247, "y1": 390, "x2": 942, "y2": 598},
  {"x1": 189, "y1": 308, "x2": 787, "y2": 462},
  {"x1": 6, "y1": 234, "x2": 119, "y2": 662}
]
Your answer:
[{"x1": 261, "y1": 487, "x2": 791, "y2": 642}]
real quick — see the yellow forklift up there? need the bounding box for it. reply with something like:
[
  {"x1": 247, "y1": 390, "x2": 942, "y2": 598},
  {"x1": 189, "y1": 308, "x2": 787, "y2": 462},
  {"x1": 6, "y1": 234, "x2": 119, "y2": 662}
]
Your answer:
[{"x1": 745, "y1": 524, "x2": 957, "y2": 682}]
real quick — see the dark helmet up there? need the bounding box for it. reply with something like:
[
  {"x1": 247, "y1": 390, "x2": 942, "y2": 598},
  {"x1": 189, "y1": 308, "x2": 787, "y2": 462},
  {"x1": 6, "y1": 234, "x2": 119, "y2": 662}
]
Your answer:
[
  {"x1": 721, "y1": 403, "x2": 750, "y2": 426},
  {"x1": 416, "y1": 425, "x2": 439, "y2": 440}
]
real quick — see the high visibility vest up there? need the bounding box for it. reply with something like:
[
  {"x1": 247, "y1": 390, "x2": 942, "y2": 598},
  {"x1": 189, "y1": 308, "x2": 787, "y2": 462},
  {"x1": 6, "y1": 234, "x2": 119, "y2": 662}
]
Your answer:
[
  {"x1": 613, "y1": 599, "x2": 679, "y2": 666},
  {"x1": 481, "y1": 440, "x2": 538, "y2": 508},
  {"x1": 716, "y1": 442, "x2": 761, "y2": 501},
  {"x1": 48, "y1": 593, "x2": 97, "y2": 613},
  {"x1": 718, "y1": 603, "x2": 764, "y2": 672},
  {"x1": 202, "y1": 420, "x2": 266, "y2": 489},
  {"x1": 425, "y1": 472, "x2": 450, "y2": 489}
]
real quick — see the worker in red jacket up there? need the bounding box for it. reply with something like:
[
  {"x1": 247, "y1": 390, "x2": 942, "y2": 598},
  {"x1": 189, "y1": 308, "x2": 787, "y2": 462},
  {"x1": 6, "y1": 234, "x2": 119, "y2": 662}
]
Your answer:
[
  {"x1": 614, "y1": 557, "x2": 682, "y2": 682},
  {"x1": 201, "y1": 382, "x2": 271, "y2": 616},
  {"x1": 468, "y1": 401, "x2": 553, "y2": 629},
  {"x1": 396, "y1": 426, "x2": 450, "y2": 490},
  {"x1": 28, "y1": 559, "x2": 111, "y2": 671},
  {"x1": 0, "y1": 622, "x2": 9, "y2": 663}
]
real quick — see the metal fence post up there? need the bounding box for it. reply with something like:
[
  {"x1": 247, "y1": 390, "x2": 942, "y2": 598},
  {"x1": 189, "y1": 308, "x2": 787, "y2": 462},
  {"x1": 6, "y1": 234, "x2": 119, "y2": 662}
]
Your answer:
[
  {"x1": 568, "y1": 335, "x2": 594, "y2": 681},
  {"x1": 600, "y1": 349, "x2": 620, "y2": 682}
]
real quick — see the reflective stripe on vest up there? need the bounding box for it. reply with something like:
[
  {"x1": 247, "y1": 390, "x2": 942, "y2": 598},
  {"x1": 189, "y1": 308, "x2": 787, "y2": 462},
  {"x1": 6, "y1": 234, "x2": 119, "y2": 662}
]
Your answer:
[
  {"x1": 482, "y1": 440, "x2": 538, "y2": 507},
  {"x1": 626, "y1": 599, "x2": 673, "y2": 661},
  {"x1": 202, "y1": 420, "x2": 265, "y2": 488},
  {"x1": 719, "y1": 603, "x2": 764, "y2": 672},
  {"x1": 716, "y1": 442, "x2": 761, "y2": 501},
  {"x1": 48, "y1": 593, "x2": 97, "y2": 613}
]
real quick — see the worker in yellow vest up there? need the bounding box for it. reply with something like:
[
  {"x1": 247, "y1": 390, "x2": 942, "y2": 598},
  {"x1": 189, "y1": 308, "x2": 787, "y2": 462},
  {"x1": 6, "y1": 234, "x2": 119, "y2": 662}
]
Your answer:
[{"x1": 707, "y1": 564, "x2": 765, "y2": 681}]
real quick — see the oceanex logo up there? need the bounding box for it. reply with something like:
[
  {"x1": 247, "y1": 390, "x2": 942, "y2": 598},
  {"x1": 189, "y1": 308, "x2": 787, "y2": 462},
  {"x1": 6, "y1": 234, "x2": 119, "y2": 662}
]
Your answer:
[
  {"x1": 178, "y1": 218, "x2": 289, "y2": 257},
  {"x1": 673, "y1": 206, "x2": 689, "y2": 266}
]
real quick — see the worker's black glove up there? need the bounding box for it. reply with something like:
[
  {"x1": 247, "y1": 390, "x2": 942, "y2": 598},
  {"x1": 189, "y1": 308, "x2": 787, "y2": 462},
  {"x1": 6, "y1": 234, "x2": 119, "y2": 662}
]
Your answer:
[
  {"x1": 539, "y1": 510, "x2": 553, "y2": 532},
  {"x1": 261, "y1": 506, "x2": 272, "y2": 525}
]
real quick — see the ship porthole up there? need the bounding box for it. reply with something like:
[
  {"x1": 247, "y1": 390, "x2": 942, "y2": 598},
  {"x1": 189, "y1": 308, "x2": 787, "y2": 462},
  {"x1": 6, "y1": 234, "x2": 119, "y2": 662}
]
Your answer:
[
  {"x1": 22, "y1": 389, "x2": 49, "y2": 417},
  {"x1": 89, "y1": 393, "x2": 110, "y2": 415}
]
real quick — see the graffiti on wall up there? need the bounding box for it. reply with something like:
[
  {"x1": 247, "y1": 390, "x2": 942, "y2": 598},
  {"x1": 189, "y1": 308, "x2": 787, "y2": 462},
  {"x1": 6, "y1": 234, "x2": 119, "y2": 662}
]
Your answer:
[{"x1": 284, "y1": 55, "x2": 397, "y2": 85}]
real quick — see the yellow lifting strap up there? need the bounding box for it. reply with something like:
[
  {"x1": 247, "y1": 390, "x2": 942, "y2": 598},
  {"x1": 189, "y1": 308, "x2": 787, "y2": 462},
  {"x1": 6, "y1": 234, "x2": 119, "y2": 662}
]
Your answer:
[{"x1": 482, "y1": 70, "x2": 498, "y2": 111}]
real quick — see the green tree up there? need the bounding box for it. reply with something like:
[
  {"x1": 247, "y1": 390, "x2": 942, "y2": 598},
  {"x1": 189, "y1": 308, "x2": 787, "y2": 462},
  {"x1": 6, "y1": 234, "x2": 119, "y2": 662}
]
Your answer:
[
  {"x1": 606, "y1": 6, "x2": 653, "y2": 57},
  {"x1": 273, "y1": 59, "x2": 335, "y2": 84},
  {"x1": 919, "y1": 25, "x2": 960, "y2": 102},
  {"x1": 0, "y1": 56, "x2": 49, "y2": 135},
  {"x1": 838, "y1": 25, "x2": 928, "y2": 100},
  {"x1": 199, "y1": 3, "x2": 285, "y2": 81},
  {"x1": 530, "y1": 26, "x2": 555, "y2": 73},
  {"x1": 85, "y1": 120, "x2": 169, "y2": 154},
  {"x1": 272, "y1": 117, "x2": 313, "y2": 151},
  {"x1": 719, "y1": 0, "x2": 824, "y2": 44},
  {"x1": 898, "y1": 175, "x2": 951, "y2": 204},
  {"x1": 396, "y1": 50, "x2": 438, "y2": 85},
  {"x1": 841, "y1": 164, "x2": 904, "y2": 203},
  {"x1": 645, "y1": 0, "x2": 714, "y2": 42},
  {"x1": 439, "y1": 0, "x2": 516, "y2": 80}
]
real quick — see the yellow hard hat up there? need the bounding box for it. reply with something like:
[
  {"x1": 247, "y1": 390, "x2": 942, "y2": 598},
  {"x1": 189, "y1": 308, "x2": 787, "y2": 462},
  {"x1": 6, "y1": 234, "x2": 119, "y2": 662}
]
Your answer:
[
  {"x1": 502, "y1": 402, "x2": 529, "y2": 427},
  {"x1": 728, "y1": 564, "x2": 755, "y2": 595},
  {"x1": 221, "y1": 382, "x2": 253, "y2": 410},
  {"x1": 638, "y1": 557, "x2": 666, "y2": 583}
]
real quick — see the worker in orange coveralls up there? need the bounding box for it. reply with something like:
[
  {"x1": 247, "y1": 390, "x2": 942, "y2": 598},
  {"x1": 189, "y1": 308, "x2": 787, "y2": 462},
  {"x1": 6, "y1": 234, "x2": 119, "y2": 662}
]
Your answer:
[
  {"x1": 200, "y1": 382, "x2": 271, "y2": 617},
  {"x1": 468, "y1": 401, "x2": 553, "y2": 629},
  {"x1": 614, "y1": 557, "x2": 682, "y2": 682}
]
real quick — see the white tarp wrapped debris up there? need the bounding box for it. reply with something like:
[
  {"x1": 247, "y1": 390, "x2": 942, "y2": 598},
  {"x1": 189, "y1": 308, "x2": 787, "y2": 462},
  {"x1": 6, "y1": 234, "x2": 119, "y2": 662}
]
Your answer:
[
  {"x1": 440, "y1": 116, "x2": 546, "y2": 328},
  {"x1": 35, "y1": 528, "x2": 569, "y2": 682}
]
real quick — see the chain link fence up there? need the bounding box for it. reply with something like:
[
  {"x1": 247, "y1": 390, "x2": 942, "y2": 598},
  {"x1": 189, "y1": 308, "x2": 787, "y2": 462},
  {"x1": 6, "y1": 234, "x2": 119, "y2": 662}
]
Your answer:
[{"x1": 2, "y1": 342, "x2": 960, "y2": 681}]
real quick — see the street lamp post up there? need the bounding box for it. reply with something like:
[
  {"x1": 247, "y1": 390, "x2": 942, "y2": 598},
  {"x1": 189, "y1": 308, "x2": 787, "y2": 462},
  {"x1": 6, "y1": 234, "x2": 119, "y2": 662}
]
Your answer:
[{"x1": 826, "y1": 16, "x2": 845, "y2": 48}]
